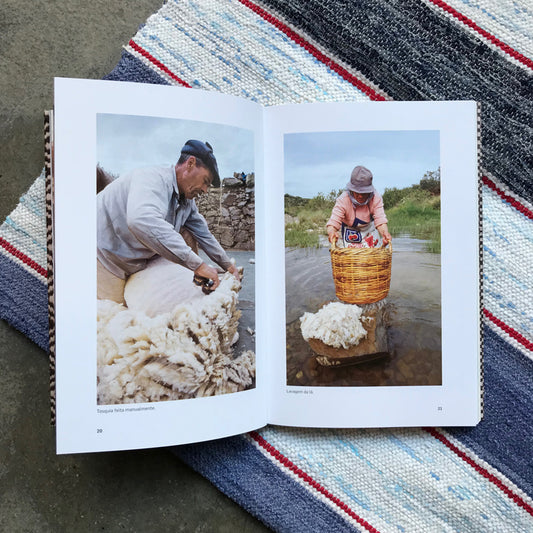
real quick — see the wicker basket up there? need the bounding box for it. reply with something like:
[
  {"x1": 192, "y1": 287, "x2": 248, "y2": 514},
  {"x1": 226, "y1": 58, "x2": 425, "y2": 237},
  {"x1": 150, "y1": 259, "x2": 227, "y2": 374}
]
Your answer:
[{"x1": 330, "y1": 240, "x2": 392, "y2": 305}]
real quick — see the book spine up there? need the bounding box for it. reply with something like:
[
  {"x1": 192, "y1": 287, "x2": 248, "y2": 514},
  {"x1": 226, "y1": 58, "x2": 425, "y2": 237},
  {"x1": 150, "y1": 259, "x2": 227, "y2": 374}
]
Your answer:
[
  {"x1": 44, "y1": 110, "x2": 56, "y2": 426},
  {"x1": 477, "y1": 102, "x2": 484, "y2": 421}
]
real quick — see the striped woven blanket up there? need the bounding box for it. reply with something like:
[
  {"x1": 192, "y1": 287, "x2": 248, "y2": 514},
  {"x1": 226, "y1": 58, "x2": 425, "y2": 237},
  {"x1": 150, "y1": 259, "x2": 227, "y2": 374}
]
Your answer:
[{"x1": 1, "y1": 1, "x2": 531, "y2": 530}]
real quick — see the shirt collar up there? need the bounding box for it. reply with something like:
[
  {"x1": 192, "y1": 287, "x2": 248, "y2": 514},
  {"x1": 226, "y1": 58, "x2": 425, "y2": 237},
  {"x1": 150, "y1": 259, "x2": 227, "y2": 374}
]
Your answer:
[{"x1": 172, "y1": 165, "x2": 185, "y2": 204}]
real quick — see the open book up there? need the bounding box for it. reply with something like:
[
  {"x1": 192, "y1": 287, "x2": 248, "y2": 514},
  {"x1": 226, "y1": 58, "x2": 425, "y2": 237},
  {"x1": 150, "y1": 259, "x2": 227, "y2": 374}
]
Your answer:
[{"x1": 51, "y1": 78, "x2": 481, "y2": 454}]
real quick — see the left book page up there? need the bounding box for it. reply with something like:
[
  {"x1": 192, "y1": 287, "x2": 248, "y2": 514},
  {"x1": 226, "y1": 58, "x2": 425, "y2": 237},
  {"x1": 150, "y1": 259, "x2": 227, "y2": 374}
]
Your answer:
[{"x1": 53, "y1": 78, "x2": 266, "y2": 454}]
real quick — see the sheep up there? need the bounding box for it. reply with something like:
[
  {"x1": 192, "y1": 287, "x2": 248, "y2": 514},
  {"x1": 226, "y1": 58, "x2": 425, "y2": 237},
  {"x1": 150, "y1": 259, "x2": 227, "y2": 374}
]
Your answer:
[
  {"x1": 124, "y1": 256, "x2": 206, "y2": 317},
  {"x1": 97, "y1": 263, "x2": 255, "y2": 405}
]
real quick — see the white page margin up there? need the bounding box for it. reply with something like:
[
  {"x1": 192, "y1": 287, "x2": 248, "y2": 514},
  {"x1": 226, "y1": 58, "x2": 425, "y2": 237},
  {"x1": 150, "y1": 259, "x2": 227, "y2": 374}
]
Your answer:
[
  {"x1": 54, "y1": 78, "x2": 267, "y2": 454},
  {"x1": 265, "y1": 101, "x2": 480, "y2": 428}
]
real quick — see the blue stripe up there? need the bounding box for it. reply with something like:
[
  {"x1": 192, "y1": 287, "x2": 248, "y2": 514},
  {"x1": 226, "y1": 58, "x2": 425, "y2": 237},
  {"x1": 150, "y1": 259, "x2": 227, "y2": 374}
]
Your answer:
[
  {"x1": 172, "y1": 435, "x2": 362, "y2": 533},
  {"x1": 103, "y1": 50, "x2": 170, "y2": 85},
  {"x1": 449, "y1": 325, "x2": 533, "y2": 497},
  {"x1": 0, "y1": 253, "x2": 49, "y2": 351}
]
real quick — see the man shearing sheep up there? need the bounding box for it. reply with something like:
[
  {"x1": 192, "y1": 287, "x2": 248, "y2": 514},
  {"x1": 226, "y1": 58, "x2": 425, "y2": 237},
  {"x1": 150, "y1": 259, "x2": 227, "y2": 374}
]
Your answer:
[{"x1": 97, "y1": 139, "x2": 240, "y2": 304}]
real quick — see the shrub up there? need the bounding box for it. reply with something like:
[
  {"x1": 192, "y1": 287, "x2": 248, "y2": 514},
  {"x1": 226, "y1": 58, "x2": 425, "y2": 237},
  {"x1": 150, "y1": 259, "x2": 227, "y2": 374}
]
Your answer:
[
  {"x1": 383, "y1": 185, "x2": 422, "y2": 208},
  {"x1": 284, "y1": 194, "x2": 309, "y2": 216},
  {"x1": 419, "y1": 168, "x2": 441, "y2": 196},
  {"x1": 382, "y1": 187, "x2": 404, "y2": 209},
  {"x1": 397, "y1": 188, "x2": 432, "y2": 206}
]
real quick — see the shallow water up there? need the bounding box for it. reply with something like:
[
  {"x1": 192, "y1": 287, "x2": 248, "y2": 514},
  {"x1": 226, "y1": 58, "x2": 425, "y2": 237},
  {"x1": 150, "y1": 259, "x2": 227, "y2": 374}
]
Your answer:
[{"x1": 285, "y1": 236, "x2": 441, "y2": 387}]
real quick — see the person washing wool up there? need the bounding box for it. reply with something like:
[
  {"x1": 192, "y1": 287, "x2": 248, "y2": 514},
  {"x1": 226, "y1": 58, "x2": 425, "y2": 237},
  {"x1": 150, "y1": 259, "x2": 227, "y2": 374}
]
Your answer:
[
  {"x1": 327, "y1": 165, "x2": 392, "y2": 248},
  {"x1": 97, "y1": 139, "x2": 240, "y2": 304}
]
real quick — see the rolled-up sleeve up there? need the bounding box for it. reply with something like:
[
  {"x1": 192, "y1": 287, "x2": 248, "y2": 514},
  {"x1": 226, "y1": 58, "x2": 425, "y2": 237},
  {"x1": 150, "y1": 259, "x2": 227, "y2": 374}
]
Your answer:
[
  {"x1": 125, "y1": 173, "x2": 204, "y2": 271},
  {"x1": 184, "y1": 205, "x2": 233, "y2": 270}
]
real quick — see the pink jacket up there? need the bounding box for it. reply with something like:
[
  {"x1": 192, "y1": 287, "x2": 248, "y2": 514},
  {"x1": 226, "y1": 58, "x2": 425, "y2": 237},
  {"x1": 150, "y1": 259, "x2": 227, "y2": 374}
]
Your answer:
[{"x1": 326, "y1": 191, "x2": 388, "y2": 230}]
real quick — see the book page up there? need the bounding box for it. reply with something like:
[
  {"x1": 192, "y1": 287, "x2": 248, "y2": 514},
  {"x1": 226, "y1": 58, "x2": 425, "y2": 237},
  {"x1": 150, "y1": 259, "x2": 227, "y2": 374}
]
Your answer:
[
  {"x1": 54, "y1": 78, "x2": 267, "y2": 453},
  {"x1": 265, "y1": 101, "x2": 480, "y2": 428}
]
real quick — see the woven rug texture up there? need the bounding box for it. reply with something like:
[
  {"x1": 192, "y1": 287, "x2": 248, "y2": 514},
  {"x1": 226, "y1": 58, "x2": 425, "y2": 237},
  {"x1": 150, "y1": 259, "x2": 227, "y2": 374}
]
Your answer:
[{"x1": 1, "y1": 1, "x2": 532, "y2": 531}]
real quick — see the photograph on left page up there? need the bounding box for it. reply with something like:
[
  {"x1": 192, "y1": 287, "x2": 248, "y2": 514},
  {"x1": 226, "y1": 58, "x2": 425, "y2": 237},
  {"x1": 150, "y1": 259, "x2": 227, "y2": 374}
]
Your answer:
[{"x1": 95, "y1": 113, "x2": 256, "y2": 405}]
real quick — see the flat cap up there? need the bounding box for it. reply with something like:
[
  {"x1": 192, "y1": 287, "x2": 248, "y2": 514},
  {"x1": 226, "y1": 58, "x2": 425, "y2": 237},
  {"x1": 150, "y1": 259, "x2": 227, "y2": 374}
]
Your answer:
[{"x1": 181, "y1": 140, "x2": 220, "y2": 187}]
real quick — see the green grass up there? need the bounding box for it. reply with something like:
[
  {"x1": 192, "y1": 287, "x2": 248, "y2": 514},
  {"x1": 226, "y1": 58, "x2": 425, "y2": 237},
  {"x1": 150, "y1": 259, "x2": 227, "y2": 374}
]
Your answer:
[
  {"x1": 425, "y1": 233, "x2": 441, "y2": 253},
  {"x1": 297, "y1": 207, "x2": 332, "y2": 228},
  {"x1": 285, "y1": 223, "x2": 320, "y2": 248},
  {"x1": 284, "y1": 195, "x2": 333, "y2": 247},
  {"x1": 387, "y1": 199, "x2": 441, "y2": 253}
]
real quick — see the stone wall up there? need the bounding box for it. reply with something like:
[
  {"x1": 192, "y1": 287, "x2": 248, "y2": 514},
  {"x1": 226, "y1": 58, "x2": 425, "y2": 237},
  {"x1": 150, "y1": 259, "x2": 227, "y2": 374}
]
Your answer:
[{"x1": 196, "y1": 173, "x2": 255, "y2": 251}]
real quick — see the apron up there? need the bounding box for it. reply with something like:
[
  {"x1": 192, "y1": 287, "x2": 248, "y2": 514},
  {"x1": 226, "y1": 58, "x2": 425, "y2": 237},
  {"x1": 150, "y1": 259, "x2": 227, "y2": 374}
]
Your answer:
[{"x1": 341, "y1": 216, "x2": 381, "y2": 249}]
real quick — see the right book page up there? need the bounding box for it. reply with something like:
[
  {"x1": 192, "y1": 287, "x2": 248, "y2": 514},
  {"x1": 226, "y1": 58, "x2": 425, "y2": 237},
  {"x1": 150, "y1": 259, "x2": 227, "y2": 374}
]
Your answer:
[{"x1": 264, "y1": 100, "x2": 481, "y2": 428}]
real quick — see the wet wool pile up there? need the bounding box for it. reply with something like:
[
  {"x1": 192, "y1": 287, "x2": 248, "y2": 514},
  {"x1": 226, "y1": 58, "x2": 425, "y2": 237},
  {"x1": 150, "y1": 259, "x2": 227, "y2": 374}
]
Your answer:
[{"x1": 300, "y1": 301, "x2": 368, "y2": 349}]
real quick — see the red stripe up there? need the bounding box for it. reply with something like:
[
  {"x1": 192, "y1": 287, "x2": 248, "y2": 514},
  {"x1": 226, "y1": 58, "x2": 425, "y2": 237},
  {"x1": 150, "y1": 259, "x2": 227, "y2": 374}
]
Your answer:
[
  {"x1": 0, "y1": 237, "x2": 47, "y2": 278},
  {"x1": 428, "y1": 0, "x2": 533, "y2": 70},
  {"x1": 482, "y1": 176, "x2": 533, "y2": 220},
  {"x1": 425, "y1": 428, "x2": 533, "y2": 515},
  {"x1": 483, "y1": 308, "x2": 533, "y2": 352},
  {"x1": 249, "y1": 431, "x2": 381, "y2": 532},
  {"x1": 237, "y1": 0, "x2": 386, "y2": 101},
  {"x1": 128, "y1": 40, "x2": 192, "y2": 87}
]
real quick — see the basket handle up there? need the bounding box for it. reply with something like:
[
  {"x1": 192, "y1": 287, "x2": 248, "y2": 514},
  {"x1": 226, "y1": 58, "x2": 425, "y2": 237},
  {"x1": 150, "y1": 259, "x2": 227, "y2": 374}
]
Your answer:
[
  {"x1": 330, "y1": 238, "x2": 337, "y2": 251},
  {"x1": 381, "y1": 240, "x2": 392, "y2": 253}
]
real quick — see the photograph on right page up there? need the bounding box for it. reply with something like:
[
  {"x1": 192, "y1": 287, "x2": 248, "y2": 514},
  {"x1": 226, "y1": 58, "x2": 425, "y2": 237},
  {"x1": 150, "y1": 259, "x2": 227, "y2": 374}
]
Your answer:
[{"x1": 284, "y1": 129, "x2": 442, "y2": 387}]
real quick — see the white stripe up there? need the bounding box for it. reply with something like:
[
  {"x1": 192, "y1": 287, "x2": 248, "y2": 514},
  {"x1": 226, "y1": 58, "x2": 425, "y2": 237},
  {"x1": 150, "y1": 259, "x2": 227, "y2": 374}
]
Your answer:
[
  {"x1": 421, "y1": 0, "x2": 533, "y2": 72},
  {"x1": 0, "y1": 221, "x2": 47, "y2": 269},
  {"x1": 0, "y1": 171, "x2": 47, "y2": 277},
  {"x1": 256, "y1": 426, "x2": 533, "y2": 532},
  {"x1": 251, "y1": 0, "x2": 390, "y2": 100},
  {"x1": 482, "y1": 187, "x2": 533, "y2": 345},
  {"x1": 439, "y1": 429, "x2": 533, "y2": 507},
  {"x1": 482, "y1": 170, "x2": 533, "y2": 213},
  {"x1": 245, "y1": 433, "x2": 366, "y2": 530},
  {"x1": 130, "y1": 0, "x2": 372, "y2": 106}
]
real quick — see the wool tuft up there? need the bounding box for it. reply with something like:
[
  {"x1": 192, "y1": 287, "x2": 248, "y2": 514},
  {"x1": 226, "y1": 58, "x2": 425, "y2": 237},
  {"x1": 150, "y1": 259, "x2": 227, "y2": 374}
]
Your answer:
[
  {"x1": 97, "y1": 272, "x2": 255, "y2": 404},
  {"x1": 300, "y1": 301, "x2": 368, "y2": 349}
]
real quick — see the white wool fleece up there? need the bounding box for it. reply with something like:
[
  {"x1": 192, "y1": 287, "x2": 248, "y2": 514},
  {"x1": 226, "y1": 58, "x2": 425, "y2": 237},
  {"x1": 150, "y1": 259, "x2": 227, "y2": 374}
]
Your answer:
[
  {"x1": 300, "y1": 301, "x2": 368, "y2": 349},
  {"x1": 97, "y1": 273, "x2": 255, "y2": 405}
]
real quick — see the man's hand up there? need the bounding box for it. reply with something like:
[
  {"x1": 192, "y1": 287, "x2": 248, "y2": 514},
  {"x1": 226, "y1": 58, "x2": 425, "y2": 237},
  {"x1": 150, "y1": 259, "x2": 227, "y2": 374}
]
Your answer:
[
  {"x1": 327, "y1": 226, "x2": 338, "y2": 244},
  {"x1": 227, "y1": 264, "x2": 242, "y2": 281},
  {"x1": 194, "y1": 262, "x2": 220, "y2": 289}
]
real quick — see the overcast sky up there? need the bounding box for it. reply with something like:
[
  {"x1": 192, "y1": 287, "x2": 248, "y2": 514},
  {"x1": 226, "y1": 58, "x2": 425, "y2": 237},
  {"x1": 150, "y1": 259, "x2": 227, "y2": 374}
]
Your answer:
[
  {"x1": 97, "y1": 116, "x2": 439, "y2": 197},
  {"x1": 97, "y1": 114, "x2": 254, "y2": 178},
  {"x1": 284, "y1": 130, "x2": 440, "y2": 198}
]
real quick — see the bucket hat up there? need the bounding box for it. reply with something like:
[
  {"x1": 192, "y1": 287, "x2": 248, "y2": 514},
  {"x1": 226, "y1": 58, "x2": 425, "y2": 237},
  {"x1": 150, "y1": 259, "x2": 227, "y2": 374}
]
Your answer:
[{"x1": 346, "y1": 166, "x2": 375, "y2": 194}]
